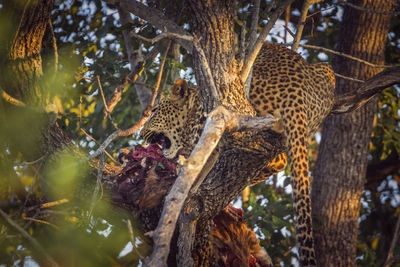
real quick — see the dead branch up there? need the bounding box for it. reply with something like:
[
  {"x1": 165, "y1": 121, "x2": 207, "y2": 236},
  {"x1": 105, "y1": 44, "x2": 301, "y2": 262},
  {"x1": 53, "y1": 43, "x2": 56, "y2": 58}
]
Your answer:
[
  {"x1": 0, "y1": 208, "x2": 60, "y2": 267},
  {"x1": 143, "y1": 106, "x2": 282, "y2": 267},
  {"x1": 331, "y1": 66, "x2": 400, "y2": 114},
  {"x1": 292, "y1": 0, "x2": 324, "y2": 51},
  {"x1": 105, "y1": 0, "x2": 193, "y2": 51},
  {"x1": 240, "y1": 0, "x2": 294, "y2": 82}
]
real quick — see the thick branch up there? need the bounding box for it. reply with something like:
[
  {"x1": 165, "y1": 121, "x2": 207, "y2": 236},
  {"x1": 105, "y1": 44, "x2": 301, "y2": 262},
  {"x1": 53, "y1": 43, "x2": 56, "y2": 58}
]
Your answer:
[
  {"x1": 241, "y1": 0, "x2": 294, "y2": 82},
  {"x1": 144, "y1": 106, "x2": 281, "y2": 266},
  {"x1": 331, "y1": 66, "x2": 400, "y2": 114},
  {"x1": 105, "y1": 0, "x2": 192, "y2": 51}
]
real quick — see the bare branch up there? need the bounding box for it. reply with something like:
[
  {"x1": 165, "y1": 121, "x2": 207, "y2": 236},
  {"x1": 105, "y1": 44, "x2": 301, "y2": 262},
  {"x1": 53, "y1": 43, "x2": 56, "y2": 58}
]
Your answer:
[
  {"x1": 0, "y1": 208, "x2": 60, "y2": 267},
  {"x1": 292, "y1": 0, "x2": 324, "y2": 51},
  {"x1": 97, "y1": 76, "x2": 120, "y2": 130},
  {"x1": 241, "y1": 0, "x2": 294, "y2": 82},
  {"x1": 144, "y1": 106, "x2": 281, "y2": 266},
  {"x1": 150, "y1": 41, "x2": 171, "y2": 107},
  {"x1": 80, "y1": 128, "x2": 117, "y2": 164},
  {"x1": 89, "y1": 153, "x2": 105, "y2": 218},
  {"x1": 331, "y1": 66, "x2": 400, "y2": 114},
  {"x1": 105, "y1": 0, "x2": 192, "y2": 51},
  {"x1": 89, "y1": 43, "x2": 171, "y2": 159},
  {"x1": 248, "y1": 0, "x2": 261, "y2": 50},
  {"x1": 334, "y1": 73, "x2": 364, "y2": 83},
  {"x1": 130, "y1": 31, "x2": 193, "y2": 45},
  {"x1": 298, "y1": 43, "x2": 392, "y2": 68}
]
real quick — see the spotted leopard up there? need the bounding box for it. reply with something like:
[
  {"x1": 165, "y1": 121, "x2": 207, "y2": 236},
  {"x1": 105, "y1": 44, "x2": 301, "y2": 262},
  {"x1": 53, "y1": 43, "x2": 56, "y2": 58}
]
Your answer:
[{"x1": 140, "y1": 43, "x2": 335, "y2": 267}]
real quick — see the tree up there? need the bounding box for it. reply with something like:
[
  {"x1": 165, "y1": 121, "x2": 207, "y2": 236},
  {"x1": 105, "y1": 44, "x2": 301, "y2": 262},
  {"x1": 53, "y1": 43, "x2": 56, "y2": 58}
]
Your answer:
[
  {"x1": 312, "y1": 1, "x2": 397, "y2": 266},
  {"x1": 0, "y1": 0, "x2": 399, "y2": 266}
]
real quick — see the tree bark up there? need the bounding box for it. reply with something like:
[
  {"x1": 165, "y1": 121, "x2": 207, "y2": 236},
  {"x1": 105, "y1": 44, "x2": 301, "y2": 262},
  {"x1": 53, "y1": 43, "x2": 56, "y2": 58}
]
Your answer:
[{"x1": 311, "y1": 1, "x2": 396, "y2": 266}]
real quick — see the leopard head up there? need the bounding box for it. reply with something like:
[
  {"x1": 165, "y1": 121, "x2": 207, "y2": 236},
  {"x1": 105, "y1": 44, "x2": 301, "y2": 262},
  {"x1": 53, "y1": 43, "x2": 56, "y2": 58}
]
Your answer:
[{"x1": 140, "y1": 79, "x2": 205, "y2": 159}]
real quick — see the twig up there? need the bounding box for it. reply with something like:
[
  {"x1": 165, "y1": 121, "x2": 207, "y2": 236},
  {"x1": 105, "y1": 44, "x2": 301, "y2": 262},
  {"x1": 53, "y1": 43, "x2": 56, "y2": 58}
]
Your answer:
[
  {"x1": 97, "y1": 76, "x2": 120, "y2": 130},
  {"x1": 0, "y1": 208, "x2": 60, "y2": 267},
  {"x1": 384, "y1": 256, "x2": 400, "y2": 267},
  {"x1": 241, "y1": 0, "x2": 294, "y2": 82},
  {"x1": 89, "y1": 42, "x2": 171, "y2": 159},
  {"x1": 297, "y1": 43, "x2": 392, "y2": 68},
  {"x1": 292, "y1": 0, "x2": 324, "y2": 51},
  {"x1": 331, "y1": 66, "x2": 400, "y2": 114},
  {"x1": 80, "y1": 128, "x2": 118, "y2": 163},
  {"x1": 384, "y1": 213, "x2": 400, "y2": 267},
  {"x1": 22, "y1": 217, "x2": 59, "y2": 229},
  {"x1": 88, "y1": 153, "x2": 105, "y2": 218},
  {"x1": 106, "y1": 0, "x2": 193, "y2": 51},
  {"x1": 144, "y1": 106, "x2": 281, "y2": 266},
  {"x1": 334, "y1": 73, "x2": 364, "y2": 83},
  {"x1": 149, "y1": 41, "x2": 171, "y2": 107},
  {"x1": 28, "y1": 198, "x2": 69, "y2": 212},
  {"x1": 126, "y1": 219, "x2": 144, "y2": 259},
  {"x1": 130, "y1": 31, "x2": 193, "y2": 45}
]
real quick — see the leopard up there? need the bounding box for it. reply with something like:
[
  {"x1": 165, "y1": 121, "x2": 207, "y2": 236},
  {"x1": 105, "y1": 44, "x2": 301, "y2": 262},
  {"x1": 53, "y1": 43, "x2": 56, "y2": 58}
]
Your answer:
[{"x1": 140, "y1": 43, "x2": 335, "y2": 267}]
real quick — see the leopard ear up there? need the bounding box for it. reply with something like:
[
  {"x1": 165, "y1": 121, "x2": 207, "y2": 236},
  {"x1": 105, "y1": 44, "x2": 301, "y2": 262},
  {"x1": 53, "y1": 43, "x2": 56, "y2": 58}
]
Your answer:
[{"x1": 171, "y1": 79, "x2": 189, "y2": 99}]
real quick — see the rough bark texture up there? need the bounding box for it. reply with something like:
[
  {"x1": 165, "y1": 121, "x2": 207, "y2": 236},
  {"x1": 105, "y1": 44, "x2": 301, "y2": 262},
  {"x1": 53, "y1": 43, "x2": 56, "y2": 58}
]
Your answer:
[
  {"x1": 171, "y1": 1, "x2": 287, "y2": 265},
  {"x1": 311, "y1": 1, "x2": 396, "y2": 266}
]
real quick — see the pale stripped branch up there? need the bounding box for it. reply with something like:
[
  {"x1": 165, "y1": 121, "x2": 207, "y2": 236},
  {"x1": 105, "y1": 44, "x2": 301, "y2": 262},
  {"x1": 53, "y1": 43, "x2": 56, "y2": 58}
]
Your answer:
[{"x1": 143, "y1": 106, "x2": 281, "y2": 267}]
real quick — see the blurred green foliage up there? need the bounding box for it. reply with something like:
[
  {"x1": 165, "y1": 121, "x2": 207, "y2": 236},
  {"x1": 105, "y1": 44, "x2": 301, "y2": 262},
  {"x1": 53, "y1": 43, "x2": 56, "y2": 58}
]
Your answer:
[{"x1": 0, "y1": 0, "x2": 399, "y2": 266}]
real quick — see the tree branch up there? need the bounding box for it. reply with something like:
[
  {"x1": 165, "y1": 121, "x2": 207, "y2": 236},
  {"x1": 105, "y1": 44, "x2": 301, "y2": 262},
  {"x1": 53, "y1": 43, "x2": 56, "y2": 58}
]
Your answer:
[
  {"x1": 143, "y1": 106, "x2": 281, "y2": 267},
  {"x1": 0, "y1": 208, "x2": 60, "y2": 267},
  {"x1": 384, "y1": 213, "x2": 400, "y2": 267},
  {"x1": 292, "y1": 0, "x2": 324, "y2": 51},
  {"x1": 240, "y1": 0, "x2": 294, "y2": 82},
  {"x1": 247, "y1": 0, "x2": 261, "y2": 51},
  {"x1": 130, "y1": 31, "x2": 193, "y2": 45},
  {"x1": 297, "y1": 43, "x2": 392, "y2": 68},
  {"x1": 192, "y1": 34, "x2": 220, "y2": 107},
  {"x1": 331, "y1": 66, "x2": 400, "y2": 114},
  {"x1": 105, "y1": 0, "x2": 193, "y2": 51}
]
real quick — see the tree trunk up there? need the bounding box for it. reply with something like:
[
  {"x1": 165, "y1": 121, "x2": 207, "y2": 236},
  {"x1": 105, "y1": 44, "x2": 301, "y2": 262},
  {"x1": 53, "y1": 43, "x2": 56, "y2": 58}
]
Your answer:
[
  {"x1": 173, "y1": 1, "x2": 286, "y2": 265},
  {"x1": 311, "y1": 1, "x2": 396, "y2": 266}
]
